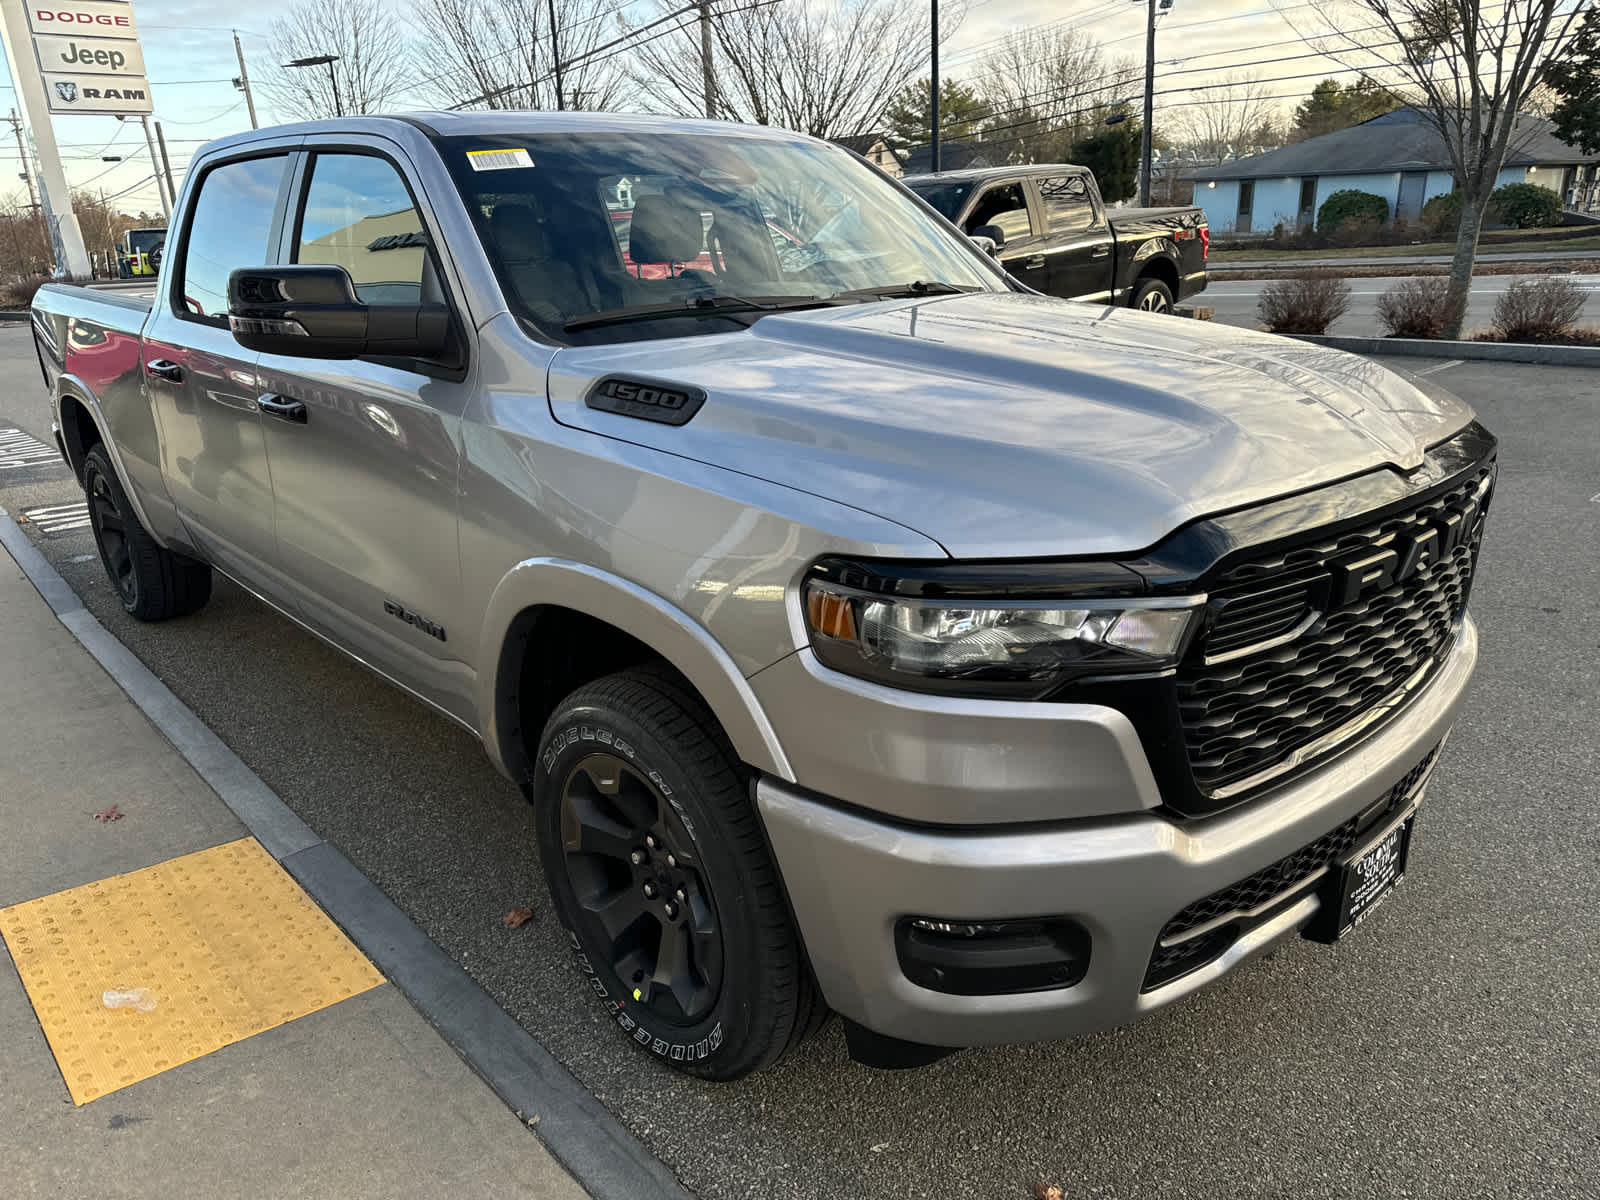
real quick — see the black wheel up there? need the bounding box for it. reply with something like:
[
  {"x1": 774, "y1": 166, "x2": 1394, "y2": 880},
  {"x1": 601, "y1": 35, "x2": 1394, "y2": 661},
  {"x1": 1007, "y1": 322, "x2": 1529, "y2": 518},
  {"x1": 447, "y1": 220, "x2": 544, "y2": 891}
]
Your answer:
[
  {"x1": 83, "y1": 446, "x2": 211, "y2": 620},
  {"x1": 1131, "y1": 277, "x2": 1174, "y2": 314},
  {"x1": 533, "y1": 668, "x2": 822, "y2": 1080}
]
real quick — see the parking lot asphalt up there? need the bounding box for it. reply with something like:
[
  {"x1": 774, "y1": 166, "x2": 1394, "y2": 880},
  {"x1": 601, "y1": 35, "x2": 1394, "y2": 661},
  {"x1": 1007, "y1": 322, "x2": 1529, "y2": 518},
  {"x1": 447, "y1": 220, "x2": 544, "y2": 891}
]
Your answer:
[{"x1": 1, "y1": 324, "x2": 1596, "y2": 1200}]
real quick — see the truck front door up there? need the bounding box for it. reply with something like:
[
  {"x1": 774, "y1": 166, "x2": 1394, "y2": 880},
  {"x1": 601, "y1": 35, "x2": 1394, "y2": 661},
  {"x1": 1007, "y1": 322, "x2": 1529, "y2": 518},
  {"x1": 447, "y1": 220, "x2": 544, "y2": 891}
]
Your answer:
[
  {"x1": 251, "y1": 146, "x2": 475, "y2": 722},
  {"x1": 961, "y1": 181, "x2": 1048, "y2": 292},
  {"x1": 142, "y1": 152, "x2": 294, "y2": 601}
]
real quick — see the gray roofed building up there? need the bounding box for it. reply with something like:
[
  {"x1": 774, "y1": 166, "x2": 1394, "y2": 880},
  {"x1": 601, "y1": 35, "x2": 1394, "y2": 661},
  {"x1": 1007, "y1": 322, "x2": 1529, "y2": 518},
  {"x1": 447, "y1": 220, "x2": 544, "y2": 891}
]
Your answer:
[{"x1": 1190, "y1": 107, "x2": 1599, "y2": 234}]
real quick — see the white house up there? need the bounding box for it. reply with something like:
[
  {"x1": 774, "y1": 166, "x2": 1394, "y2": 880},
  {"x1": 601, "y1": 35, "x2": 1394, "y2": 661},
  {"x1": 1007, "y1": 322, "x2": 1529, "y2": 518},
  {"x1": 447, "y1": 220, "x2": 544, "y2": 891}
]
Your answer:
[{"x1": 1190, "y1": 107, "x2": 1600, "y2": 234}]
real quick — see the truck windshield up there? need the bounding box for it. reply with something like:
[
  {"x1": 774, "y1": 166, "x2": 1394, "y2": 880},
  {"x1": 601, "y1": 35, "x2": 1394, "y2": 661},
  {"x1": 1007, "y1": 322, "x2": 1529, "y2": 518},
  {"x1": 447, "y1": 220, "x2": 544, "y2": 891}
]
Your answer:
[
  {"x1": 901, "y1": 180, "x2": 972, "y2": 222},
  {"x1": 438, "y1": 131, "x2": 1004, "y2": 341}
]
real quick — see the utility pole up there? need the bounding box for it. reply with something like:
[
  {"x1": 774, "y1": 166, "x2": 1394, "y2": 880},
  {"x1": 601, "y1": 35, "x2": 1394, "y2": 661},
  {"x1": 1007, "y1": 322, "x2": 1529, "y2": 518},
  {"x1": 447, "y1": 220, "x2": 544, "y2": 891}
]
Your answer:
[
  {"x1": 233, "y1": 30, "x2": 259, "y2": 129},
  {"x1": 547, "y1": 0, "x2": 565, "y2": 110},
  {"x1": 699, "y1": 0, "x2": 716, "y2": 119},
  {"x1": 137, "y1": 115, "x2": 171, "y2": 221},
  {"x1": 153, "y1": 120, "x2": 176, "y2": 212},
  {"x1": 929, "y1": 0, "x2": 940, "y2": 172},
  {"x1": 1138, "y1": 0, "x2": 1158, "y2": 207},
  {"x1": 8, "y1": 109, "x2": 47, "y2": 256}
]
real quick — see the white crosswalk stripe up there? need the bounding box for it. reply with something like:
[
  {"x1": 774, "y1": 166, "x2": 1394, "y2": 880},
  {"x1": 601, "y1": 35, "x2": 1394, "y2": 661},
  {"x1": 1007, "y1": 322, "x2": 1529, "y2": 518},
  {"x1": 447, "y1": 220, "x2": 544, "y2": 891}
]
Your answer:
[
  {"x1": 21, "y1": 500, "x2": 91, "y2": 536},
  {"x1": 0, "y1": 426, "x2": 62, "y2": 470}
]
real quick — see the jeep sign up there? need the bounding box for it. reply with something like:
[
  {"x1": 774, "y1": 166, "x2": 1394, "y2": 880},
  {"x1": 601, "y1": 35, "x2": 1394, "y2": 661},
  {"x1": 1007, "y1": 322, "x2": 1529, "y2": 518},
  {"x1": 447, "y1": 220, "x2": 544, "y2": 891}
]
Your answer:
[{"x1": 33, "y1": 33, "x2": 145, "y2": 75}]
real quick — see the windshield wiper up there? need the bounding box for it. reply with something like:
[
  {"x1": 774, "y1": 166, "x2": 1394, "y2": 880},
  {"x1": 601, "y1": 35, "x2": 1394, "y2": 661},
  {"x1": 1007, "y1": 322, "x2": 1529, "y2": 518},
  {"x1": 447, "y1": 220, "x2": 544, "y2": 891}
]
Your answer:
[
  {"x1": 830, "y1": 281, "x2": 980, "y2": 302},
  {"x1": 564, "y1": 294, "x2": 834, "y2": 332}
]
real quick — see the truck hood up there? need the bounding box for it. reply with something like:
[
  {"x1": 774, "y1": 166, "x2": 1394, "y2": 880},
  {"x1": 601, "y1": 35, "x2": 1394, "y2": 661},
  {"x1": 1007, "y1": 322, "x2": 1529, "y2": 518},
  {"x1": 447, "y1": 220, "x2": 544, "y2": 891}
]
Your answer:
[{"x1": 545, "y1": 292, "x2": 1474, "y2": 559}]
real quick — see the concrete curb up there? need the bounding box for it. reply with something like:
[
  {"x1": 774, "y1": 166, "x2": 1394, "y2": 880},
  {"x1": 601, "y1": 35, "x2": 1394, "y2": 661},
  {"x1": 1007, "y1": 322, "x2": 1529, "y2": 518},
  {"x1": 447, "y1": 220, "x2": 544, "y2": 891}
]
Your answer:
[
  {"x1": 0, "y1": 310, "x2": 31, "y2": 322},
  {"x1": 1289, "y1": 333, "x2": 1600, "y2": 366},
  {"x1": 0, "y1": 504, "x2": 693, "y2": 1200}
]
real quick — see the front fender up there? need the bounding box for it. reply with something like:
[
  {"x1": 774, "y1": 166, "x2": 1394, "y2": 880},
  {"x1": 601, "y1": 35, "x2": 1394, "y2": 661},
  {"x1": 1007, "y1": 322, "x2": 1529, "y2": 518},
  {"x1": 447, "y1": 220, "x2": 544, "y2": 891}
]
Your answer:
[{"x1": 475, "y1": 557, "x2": 795, "y2": 785}]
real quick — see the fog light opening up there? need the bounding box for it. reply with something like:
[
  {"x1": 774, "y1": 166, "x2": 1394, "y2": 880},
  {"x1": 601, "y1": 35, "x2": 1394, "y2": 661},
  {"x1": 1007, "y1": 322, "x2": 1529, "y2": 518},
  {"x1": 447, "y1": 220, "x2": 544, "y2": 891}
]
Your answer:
[{"x1": 896, "y1": 916, "x2": 1090, "y2": 996}]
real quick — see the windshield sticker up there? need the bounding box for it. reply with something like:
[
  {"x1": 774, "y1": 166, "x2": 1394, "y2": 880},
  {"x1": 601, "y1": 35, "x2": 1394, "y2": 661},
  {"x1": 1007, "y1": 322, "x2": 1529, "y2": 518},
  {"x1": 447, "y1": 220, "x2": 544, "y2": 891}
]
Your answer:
[{"x1": 467, "y1": 148, "x2": 534, "y2": 172}]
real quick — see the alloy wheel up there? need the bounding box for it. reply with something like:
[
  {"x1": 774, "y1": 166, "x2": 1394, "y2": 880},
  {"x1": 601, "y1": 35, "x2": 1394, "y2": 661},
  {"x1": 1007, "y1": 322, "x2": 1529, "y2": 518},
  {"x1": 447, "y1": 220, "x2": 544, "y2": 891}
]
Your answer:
[
  {"x1": 558, "y1": 752, "x2": 724, "y2": 1025},
  {"x1": 87, "y1": 470, "x2": 136, "y2": 605}
]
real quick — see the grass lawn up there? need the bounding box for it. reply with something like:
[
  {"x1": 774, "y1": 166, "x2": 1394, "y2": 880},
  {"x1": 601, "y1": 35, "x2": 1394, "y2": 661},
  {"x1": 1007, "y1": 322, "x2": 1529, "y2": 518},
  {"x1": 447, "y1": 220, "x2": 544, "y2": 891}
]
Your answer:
[{"x1": 1213, "y1": 231, "x2": 1600, "y2": 262}]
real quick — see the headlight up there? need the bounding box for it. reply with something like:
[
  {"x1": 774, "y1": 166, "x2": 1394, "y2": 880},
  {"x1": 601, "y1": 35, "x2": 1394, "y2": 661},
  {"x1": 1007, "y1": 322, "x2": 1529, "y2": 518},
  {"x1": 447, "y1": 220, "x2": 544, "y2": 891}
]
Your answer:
[{"x1": 803, "y1": 557, "x2": 1204, "y2": 697}]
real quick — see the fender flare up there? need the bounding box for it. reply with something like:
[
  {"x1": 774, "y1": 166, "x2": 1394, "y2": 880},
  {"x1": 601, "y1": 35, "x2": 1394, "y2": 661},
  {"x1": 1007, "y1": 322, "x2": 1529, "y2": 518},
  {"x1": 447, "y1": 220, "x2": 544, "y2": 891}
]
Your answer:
[
  {"x1": 53, "y1": 375, "x2": 167, "y2": 547},
  {"x1": 475, "y1": 557, "x2": 795, "y2": 786}
]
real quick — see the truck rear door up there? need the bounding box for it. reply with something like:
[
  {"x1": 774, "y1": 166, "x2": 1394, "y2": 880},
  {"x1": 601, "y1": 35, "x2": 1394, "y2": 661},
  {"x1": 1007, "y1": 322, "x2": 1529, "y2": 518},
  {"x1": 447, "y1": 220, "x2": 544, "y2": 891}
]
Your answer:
[
  {"x1": 1034, "y1": 172, "x2": 1115, "y2": 304},
  {"x1": 142, "y1": 151, "x2": 295, "y2": 601}
]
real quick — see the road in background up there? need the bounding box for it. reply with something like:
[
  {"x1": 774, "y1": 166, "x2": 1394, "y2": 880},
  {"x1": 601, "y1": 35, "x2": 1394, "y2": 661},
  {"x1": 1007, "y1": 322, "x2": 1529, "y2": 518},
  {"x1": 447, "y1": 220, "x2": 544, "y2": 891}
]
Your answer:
[
  {"x1": 1196, "y1": 273, "x2": 1600, "y2": 337},
  {"x1": 2, "y1": 325, "x2": 1596, "y2": 1200}
]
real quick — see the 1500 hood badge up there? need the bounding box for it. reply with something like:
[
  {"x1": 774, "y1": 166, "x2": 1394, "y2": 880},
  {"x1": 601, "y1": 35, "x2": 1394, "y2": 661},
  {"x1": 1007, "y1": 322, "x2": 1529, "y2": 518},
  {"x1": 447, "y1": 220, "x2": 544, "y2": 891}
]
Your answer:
[{"x1": 585, "y1": 376, "x2": 705, "y2": 427}]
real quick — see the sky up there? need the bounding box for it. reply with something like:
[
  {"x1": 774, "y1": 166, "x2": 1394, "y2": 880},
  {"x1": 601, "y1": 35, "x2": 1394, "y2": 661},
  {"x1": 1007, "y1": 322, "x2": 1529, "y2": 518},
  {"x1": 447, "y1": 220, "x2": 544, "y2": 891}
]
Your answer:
[{"x1": 0, "y1": 0, "x2": 1362, "y2": 220}]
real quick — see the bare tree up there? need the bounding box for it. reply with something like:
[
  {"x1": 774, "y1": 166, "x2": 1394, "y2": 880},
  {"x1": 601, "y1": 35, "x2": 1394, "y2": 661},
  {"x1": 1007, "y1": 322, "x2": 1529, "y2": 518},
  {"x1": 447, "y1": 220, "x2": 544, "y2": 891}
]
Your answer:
[
  {"x1": 625, "y1": 0, "x2": 942, "y2": 140},
  {"x1": 1167, "y1": 74, "x2": 1283, "y2": 163},
  {"x1": 1285, "y1": 0, "x2": 1590, "y2": 337},
  {"x1": 410, "y1": 0, "x2": 630, "y2": 110},
  {"x1": 972, "y1": 26, "x2": 1140, "y2": 163},
  {"x1": 258, "y1": 0, "x2": 412, "y2": 118}
]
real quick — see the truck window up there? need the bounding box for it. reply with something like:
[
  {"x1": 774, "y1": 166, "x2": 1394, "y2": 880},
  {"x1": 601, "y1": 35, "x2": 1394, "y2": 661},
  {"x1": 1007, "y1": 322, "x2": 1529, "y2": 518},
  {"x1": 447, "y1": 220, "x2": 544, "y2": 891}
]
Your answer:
[
  {"x1": 295, "y1": 154, "x2": 427, "y2": 304},
  {"x1": 965, "y1": 183, "x2": 1031, "y2": 242},
  {"x1": 1038, "y1": 175, "x2": 1097, "y2": 235},
  {"x1": 177, "y1": 155, "x2": 288, "y2": 322}
]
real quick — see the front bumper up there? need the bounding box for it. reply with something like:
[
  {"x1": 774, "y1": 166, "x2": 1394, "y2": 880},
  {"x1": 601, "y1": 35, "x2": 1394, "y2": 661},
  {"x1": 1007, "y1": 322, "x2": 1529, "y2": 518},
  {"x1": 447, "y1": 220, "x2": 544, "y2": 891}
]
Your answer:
[{"x1": 756, "y1": 615, "x2": 1477, "y2": 1048}]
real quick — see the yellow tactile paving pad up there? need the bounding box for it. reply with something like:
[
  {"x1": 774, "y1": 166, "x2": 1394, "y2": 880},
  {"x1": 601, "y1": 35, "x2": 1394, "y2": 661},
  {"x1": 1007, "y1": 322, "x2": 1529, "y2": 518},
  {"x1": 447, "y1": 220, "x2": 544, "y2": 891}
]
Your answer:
[{"x1": 0, "y1": 838, "x2": 383, "y2": 1105}]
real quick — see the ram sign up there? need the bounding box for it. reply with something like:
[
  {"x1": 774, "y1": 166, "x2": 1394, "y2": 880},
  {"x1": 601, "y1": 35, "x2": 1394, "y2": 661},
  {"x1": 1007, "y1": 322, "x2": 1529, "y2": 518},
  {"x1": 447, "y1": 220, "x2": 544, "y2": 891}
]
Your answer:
[{"x1": 28, "y1": 0, "x2": 151, "y2": 115}]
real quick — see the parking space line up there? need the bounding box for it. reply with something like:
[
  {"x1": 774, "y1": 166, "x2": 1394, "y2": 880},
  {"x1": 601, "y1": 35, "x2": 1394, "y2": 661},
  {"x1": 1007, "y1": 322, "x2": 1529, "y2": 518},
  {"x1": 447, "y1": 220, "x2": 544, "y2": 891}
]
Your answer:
[
  {"x1": 20, "y1": 501, "x2": 90, "y2": 536},
  {"x1": 1415, "y1": 359, "x2": 1464, "y2": 375}
]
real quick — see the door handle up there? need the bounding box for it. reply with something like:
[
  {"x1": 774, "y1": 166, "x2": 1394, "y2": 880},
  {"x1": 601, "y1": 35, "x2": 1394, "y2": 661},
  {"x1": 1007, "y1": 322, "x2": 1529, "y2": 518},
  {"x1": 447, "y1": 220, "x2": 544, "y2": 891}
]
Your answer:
[
  {"x1": 256, "y1": 393, "x2": 308, "y2": 424},
  {"x1": 1091, "y1": 245, "x2": 1111, "y2": 258},
  {"x1": 1023, "y1": 254, "x2": 1047, "y2": 270},
  {"x1": 144, "y1": 358, "x2": 183, "y2": 383}
]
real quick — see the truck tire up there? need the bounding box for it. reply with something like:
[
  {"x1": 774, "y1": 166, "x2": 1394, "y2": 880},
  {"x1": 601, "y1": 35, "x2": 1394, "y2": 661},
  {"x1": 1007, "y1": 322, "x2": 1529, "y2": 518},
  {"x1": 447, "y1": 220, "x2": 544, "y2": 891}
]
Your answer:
[
  {"x1": 533, "y1": 667, "x2": 823, "y2": 1080},
  {"x1": 82, "y1": 446, "x2": 212, "y2": 620},
  {"x1": 1130, "y1": 276, "x2": 1174, "y2": 313}
]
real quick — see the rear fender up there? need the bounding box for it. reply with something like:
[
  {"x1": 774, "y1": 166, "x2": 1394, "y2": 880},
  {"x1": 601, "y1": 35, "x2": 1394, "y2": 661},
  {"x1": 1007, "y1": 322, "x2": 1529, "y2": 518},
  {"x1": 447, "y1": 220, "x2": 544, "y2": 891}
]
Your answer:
[
  {"x1": 476, "y1": 557, "x2": 794, "y2": 785},
  {"x1": 52, "y1": 374, "x2": 168, "y2": 547}
]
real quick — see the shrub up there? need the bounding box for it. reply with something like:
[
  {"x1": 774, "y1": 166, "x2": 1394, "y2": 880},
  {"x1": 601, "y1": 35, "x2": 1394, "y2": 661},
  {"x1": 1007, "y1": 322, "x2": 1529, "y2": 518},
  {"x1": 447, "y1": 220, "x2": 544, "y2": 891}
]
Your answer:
[
  {"x1": 1316, "y1": 189, "x2": 1389, "y2": 233},
  {"x1": 0, "y1": 276, "x2": 48, "y2": 308},
  {"x1": 1490, "y1": 276, "x2": 1585, "y2": 341},
  {"x1": 1489, "y1": 182, "x2": 1563, "y2": 229},
  {"x1": 1420, "y1": 191, "x2": 1463, "y2": 236},
  {"x1": 1257, "y1": 271, "x2": 1353, "y2": 334},
  {"x1": 1376, "y1": 277, "x2": 1467, "y2": 338},
  {"x1": 1328, "y1": 214, "x2": 1384, "y2": 247}
]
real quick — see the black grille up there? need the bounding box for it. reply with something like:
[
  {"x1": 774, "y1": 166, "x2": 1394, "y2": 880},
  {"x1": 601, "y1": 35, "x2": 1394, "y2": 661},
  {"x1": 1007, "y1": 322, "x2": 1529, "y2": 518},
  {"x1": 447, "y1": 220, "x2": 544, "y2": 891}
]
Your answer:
[
  {"x1": 1142, "y1": 744, "x2": 1440, "y2": 990},
  {"x1": 1178, "y1": 466, "x2": 1490, "y2": 798}
]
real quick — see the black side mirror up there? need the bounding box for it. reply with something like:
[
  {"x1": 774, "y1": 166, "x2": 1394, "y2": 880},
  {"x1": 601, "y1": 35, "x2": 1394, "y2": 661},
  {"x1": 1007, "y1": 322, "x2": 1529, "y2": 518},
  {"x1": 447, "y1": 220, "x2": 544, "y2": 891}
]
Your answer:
[
  {"x1": 226, "y1": 265, "x2": 450, "y2": 361},
  {"x1": 970, "y1": 223, "x2": 1007, "y2": 250}
]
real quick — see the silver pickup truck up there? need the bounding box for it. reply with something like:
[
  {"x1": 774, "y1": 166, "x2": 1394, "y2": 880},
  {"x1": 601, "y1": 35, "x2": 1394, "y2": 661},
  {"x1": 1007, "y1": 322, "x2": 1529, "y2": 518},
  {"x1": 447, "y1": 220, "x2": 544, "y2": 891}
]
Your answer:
[{"x1": 32, "y1": 112, "x2": 1494, "y2": 1081}]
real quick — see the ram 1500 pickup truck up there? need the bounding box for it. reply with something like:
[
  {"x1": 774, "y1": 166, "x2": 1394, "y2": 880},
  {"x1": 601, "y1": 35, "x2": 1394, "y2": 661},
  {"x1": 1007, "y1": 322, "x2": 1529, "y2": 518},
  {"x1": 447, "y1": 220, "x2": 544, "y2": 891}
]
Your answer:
[
  {"x1": 902, "y1": 164, "x2": 1208, "y2": 311},
  {"x1": 32, "y1": 112, "x2": 1493, "y2": 1081}
]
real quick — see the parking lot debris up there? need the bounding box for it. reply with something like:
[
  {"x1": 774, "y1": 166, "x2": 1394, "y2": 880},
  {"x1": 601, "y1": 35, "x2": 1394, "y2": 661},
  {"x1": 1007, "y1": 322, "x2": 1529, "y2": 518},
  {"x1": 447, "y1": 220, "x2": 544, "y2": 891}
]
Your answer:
[
  {"x1": 93, "y1": 804, "x2": 123, "y2": 822},
  {"x1": 102, "y1": 987, "x2": 158, "y2": 1012},
  {"x1": 1033, "y1": 1183, "x2": 1064, "y2": 1200},
  {"x1": 502, "y1": 906, "x2": 535, "y2": 928}
]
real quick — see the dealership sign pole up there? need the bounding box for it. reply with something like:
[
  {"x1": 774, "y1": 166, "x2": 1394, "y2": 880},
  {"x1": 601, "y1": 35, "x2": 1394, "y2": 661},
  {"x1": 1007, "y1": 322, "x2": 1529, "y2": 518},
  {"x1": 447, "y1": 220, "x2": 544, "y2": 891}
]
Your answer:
[{"x1": 0, "y1": 0, "x2": 155, "y2": 277}]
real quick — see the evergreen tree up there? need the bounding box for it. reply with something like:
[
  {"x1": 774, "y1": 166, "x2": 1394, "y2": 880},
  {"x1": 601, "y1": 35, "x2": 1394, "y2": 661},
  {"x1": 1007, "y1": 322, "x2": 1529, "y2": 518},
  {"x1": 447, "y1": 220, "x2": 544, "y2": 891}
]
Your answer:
[
  {"x1": 1290, "y1": 77, "x2": 1405, "y2": 141},
  {"x1": 1546, "y1": 7, "x2": 1600, "y2": 154},
  {"x1": 884, "y1": 78, "x2": 993, "y2": 152}
]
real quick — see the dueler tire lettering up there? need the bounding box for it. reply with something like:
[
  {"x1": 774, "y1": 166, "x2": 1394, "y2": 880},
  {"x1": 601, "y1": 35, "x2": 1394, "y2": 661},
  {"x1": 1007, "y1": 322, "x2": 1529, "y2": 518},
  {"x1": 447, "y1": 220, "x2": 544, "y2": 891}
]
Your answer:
[{"x1": 532, "y1": 667, "x2": 823, "y2": 1081}]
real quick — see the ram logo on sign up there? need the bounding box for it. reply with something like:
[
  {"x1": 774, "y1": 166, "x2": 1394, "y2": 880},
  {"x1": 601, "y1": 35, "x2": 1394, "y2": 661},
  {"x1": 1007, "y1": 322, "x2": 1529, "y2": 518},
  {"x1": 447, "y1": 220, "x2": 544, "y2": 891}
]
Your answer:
[{"x1": 43, "y1": 73, "x2": 151, "y2": 114}]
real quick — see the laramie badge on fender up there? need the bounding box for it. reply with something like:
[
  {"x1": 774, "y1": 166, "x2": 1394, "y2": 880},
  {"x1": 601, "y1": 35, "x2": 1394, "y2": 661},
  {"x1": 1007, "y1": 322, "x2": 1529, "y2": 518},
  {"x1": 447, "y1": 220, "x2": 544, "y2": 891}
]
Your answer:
[
  {"x1": 585, "y1": 376, "x2": 706, "y2": 426},
  {"x1": 384, "y1": 599, "x2": 446, "y2": 641}
]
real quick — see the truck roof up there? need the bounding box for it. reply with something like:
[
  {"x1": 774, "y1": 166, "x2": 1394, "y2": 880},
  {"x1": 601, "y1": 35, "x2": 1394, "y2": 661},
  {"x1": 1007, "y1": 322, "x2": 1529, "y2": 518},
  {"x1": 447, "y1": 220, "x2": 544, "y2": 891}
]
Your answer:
[
  {"x1": 901, "y1": 164, "x2": 1090, "y2": 185},
  {"x1": 199, "y1": 110, "x2": 819, "y2": 158}
]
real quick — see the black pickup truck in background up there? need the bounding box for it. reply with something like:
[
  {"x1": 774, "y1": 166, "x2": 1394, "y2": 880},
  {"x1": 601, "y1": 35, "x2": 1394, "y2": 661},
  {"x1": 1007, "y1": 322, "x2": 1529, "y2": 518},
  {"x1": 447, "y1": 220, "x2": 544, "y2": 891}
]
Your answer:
[{"x1": 903, "y1": 165, "x2": 1208, "y2": 313}]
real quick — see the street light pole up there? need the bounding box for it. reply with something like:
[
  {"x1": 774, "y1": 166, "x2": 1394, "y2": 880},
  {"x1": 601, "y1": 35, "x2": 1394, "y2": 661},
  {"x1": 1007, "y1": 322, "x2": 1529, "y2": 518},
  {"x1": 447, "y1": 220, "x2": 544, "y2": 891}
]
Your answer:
[
  {"x1": 1139, "y1": 0, "x2": 1157, "y2": 206},
  {"x1": 285, "y1": 54, "x2": 342, "y2": 118}
]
